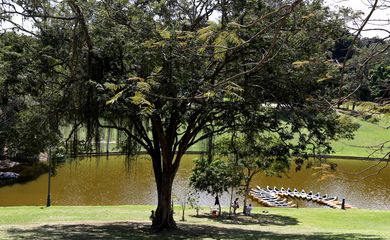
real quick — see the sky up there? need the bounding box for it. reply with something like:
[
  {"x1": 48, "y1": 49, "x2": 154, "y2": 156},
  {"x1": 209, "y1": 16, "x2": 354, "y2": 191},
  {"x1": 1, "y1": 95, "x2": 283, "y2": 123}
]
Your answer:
[
  {"x1": 325, "y1": 0, "x2": 390, "y2": 38},
  {"x1": 1, "y1": 1, "x2": 389, "y2": 38}
]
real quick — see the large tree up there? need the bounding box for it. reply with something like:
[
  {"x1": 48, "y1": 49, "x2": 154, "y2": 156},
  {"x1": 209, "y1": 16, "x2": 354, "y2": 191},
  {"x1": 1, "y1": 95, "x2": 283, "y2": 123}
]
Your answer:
[{"x1": 1, "y1": 0, "x2": 356, "y2": 230}]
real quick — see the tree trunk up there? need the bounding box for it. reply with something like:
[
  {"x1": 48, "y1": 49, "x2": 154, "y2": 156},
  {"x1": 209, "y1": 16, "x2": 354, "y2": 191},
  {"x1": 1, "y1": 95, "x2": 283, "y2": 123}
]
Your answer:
[
  {"x1": 243, "y1": 172, "x2": 252, "y2": 214},
  {"x1": 152, "y1": 173, "x2": 177, "y2": 230},
  {"x1": 181, "y1": 204, "x2": 185, "y2": 221},
  {"x1": 243, "y1": 181, "x2": 250, "y2": 214},
  {"x1": 148, "y1": 114, "x2": 188, "y2": 230},
  {"x1": 150, "y1": 145, "x2": 180, "y2": 231},
  {"x1": 243, "y1": 171, "x2": 257, "y2": 214},
  {"x1": 229, "y1": 186, "x2": 234, "y2": 216}
]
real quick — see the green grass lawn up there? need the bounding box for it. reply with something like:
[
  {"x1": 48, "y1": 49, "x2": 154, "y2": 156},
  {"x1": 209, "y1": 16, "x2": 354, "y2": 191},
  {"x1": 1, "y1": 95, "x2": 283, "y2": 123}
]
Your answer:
[
  {"x1": 331, "y1": 115, "x2": 390, "y2": 158},
  {"x1": 189, "y1": 113, "x2": 390, "y2": 158},
  {"x1": 1, "y1": 205, "x2": 389, "y2": 239}
]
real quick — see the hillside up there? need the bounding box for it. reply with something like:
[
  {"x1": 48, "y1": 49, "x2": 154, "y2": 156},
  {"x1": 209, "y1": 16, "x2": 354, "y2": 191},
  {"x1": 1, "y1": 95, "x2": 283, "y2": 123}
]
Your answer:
[{"x1": 332, "y1": 103, "x2": 390, "y2": 158}]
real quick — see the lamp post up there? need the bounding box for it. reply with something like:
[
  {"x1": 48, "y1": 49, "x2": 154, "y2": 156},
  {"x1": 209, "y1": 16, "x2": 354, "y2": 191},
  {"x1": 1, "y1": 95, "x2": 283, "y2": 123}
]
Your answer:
[{"x1": 46, "y1": 148, "x2": 51, "y2": 207}]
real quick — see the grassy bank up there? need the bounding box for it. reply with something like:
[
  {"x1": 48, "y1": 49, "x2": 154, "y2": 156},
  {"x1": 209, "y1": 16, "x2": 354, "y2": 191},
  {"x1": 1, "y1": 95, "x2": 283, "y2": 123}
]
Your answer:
[
  {"x1": 1, "y1": 205, "x2": 389, "y2": 239},
  {"x1": 188, "y1": 113, "x2": 390, "y2": 158},
  {"x1": 331, "y1": 115, "x2": 390, "y2": 158}
]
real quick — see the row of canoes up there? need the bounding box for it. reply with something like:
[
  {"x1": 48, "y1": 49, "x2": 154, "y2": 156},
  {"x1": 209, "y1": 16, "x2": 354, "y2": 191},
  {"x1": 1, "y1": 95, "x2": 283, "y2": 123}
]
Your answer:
[
  {"x1": 249, "y1": 187, "x2": 297, "y2": 208},
  {"x1": 249, "y1": 186, "x2": 353, "y2": 209}
]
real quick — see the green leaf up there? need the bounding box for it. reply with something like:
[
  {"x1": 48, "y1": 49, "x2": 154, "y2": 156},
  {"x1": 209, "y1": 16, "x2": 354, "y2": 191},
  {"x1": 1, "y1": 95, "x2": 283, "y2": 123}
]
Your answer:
[
  {"x1": 127, "y1": 77, "x2": 144, "y2": 82},
  {"x1": 137, "y1": 82, "x2": 151, "y2": 92},
  {"x1": 131, "y1": 92, "x2": 155, "y2": 115},
  {"x1": 104, "y1": 82, "x2": 120, "y2": 91},
  {"x1": 292, "y1": 60, "x2": 311, "y2": 68},
  {"x1": 106, "y1": 90, "x2": 124, "y2": 105},
  {"x1": 160, "y1": 30, "x2": 171, "y2": 39},
  {"x1": 204, "y1": 91, "x2": 215, "y2": 98},
  {"x1": 198, "y1": 22, "x2": 219, "y2": 42}
]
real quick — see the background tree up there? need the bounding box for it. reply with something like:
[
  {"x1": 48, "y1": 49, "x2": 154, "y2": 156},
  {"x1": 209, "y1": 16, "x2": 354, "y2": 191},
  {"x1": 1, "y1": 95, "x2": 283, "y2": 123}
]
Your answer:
[
  {"x1": 369, "y1": 64, "x2": 389, "y2": 102},
  {"x1": 331, "y1": 0, "x2": 390, "y2": 175},
  {"x1": 0, "y1": 32, "x2": 61, "y2": 161}
]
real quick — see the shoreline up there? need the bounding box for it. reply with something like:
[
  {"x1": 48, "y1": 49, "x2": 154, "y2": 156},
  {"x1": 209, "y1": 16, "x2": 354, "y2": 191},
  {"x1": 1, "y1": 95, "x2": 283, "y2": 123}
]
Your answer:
[{"x1": 69, "y1": 151, "x2": 388, "y2": 161}]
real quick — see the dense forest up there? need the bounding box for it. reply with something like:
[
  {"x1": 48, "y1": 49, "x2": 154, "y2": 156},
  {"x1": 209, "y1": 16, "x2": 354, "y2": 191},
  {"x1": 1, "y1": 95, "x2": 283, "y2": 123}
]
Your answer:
[{"x1": 0, "y1": 0, "x2": 388, "y2": 230}]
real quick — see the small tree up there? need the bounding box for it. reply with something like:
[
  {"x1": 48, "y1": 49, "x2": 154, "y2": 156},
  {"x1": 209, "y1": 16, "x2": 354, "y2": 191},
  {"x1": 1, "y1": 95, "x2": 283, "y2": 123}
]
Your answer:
[
  {"x1": 190, "y1": 157, "x2": 242, "y2": 216},
  {"x1": 172, "y1": 191, "x2": 187, "y2": 222},
  {"x1": 215, "y1": 134, "x2": 291, "y2": 213},
  {"x1": 187, "y1": 189, "x2": 201, "y2": 217},
  {"x1": 174, "y1": 186, "x2": 202, "y2": 221}
]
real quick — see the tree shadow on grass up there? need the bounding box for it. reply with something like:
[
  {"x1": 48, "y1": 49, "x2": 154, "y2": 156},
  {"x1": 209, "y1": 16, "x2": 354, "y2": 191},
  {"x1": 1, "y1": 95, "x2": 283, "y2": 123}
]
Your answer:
[
  {"x1": 5, "y1": 222, "x2": 385, "y2": 240},
  {"x1": 191, "y1": 213, "x2": 299, "y2": 226}
]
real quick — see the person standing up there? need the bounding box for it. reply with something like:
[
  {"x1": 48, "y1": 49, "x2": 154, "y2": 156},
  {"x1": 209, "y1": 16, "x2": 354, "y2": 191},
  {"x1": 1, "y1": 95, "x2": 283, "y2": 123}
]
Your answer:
[
  {"x1": 232, "y1": 198, "x2": 239, "y2": 214},
  {"x1": 245, "y1": 204, "x2": 253, "y2": 216},
  {"x1": 214, "y1": 195, "x2": 220, "y2": 206}
]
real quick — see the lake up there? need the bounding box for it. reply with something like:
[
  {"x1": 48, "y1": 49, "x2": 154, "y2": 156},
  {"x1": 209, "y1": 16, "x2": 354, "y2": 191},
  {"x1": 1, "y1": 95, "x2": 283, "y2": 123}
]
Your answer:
[{"x1": 0, "y1": 155, "x2": 389, "y2": 210}]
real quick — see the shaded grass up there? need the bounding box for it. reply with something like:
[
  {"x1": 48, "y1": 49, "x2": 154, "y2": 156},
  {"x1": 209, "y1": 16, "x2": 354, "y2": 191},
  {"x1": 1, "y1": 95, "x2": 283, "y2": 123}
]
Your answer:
[
  {"x1": 1, "y1": 206, "x2": 389, "y2": 239},
  {"x1": 2, "y1": 222, "x2": 385, "y2": 240},
  {"x1": 0, "y1": 205, "x2": 153, "y2": 225}
]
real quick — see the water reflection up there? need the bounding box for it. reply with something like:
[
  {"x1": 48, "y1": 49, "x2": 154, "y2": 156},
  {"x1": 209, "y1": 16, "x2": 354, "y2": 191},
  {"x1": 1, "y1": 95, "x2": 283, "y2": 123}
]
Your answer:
[{"x1": 0, "y1": 155, "x2": 389, "y2": 209}]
